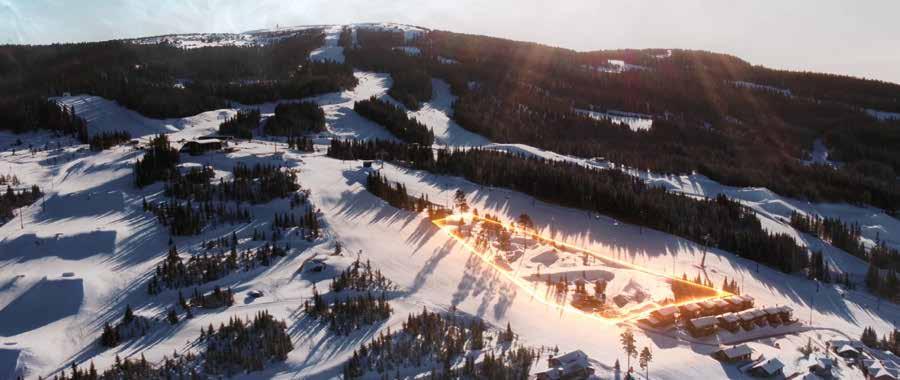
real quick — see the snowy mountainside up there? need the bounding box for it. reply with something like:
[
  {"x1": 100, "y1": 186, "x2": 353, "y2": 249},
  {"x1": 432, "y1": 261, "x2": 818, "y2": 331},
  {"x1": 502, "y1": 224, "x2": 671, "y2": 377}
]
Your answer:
[
  {"x1": 130, "y1": 22, "x2": 428, "y2": 51},
  {"x1": 1, "y1": 23, "x2": 898, "y2": 380}
]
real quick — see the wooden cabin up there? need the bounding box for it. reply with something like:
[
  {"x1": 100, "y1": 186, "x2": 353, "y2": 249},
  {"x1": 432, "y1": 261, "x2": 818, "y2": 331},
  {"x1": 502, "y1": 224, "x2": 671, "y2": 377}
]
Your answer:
[
  {"x1": 717, "y1": 312, "x2": 741, "y2": 333},
  {"x1": 737, "y1": 309, "x2": 758, "y2": 331},
  {"x1": 739, "y1": 308, "x2": 768, "y2": 328},
  {"x1": 698, "y1": 300, "x2": 720, "y2": 316},
  {"x1": 835, "y1": 344, "x2": 860, "y2": 359},
  {"x1": 679, "y1": 303, "x2": 702, "y2": 320},
  {"x1": 774, "y1": 305, "x2": 794, "y2": 324},
  {"x1": 763, "y1": 306, "x2": 782, "y2": 327},
  {"x1": 713, "y1": 344, "x2": 753, "y2": 363},
  {"x1": 748, "y1": 357, "x2": 784, "y2": 378},
  {"x1": 649, "y1": 306, "x2": 679, "y2": 327},
  {"x1": 539, "y1": 350, "x2": 595, "y2": 380},
  {"x1": 181, "y1": 139, "x2": 224, "y2": 155},
  {"x1": 713, "y1": 298, "x2": 730, "y2": 314},
  {"x1": 724, "y1": 295, "x2": 754, "y2": 312},
  {"x1": 687, "y1": 316, "x2": 718, "y2": 338}
]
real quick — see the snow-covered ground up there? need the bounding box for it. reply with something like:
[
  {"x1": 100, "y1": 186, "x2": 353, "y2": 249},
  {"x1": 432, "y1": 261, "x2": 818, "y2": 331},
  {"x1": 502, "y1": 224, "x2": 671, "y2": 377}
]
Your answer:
[
  {"x1": 866, "y1": 108, "x2": 900, "y2": 122},
  {"x1": 392, "y1": 46, "x2": 421, "y2": 56},
  {"x1": 1, "y1": 25, "x2": 897, "y2": 379},
  {"x1": 732, "y1": 81, "x2": 793, "y2": 97},
  {"x1": 801, "y1": 139, "x2": 840, "y2": 168},
  {"x1": 581, "y1": 60, "x2": 649, "y2": 74},
  {"x1": 407, "y1": 79, "x2": 491, "y2": 147},
  {"x1": 476, "y1": 141, "x2": 899, "y2": 253},
  {"x1": 576, "y1": 108, "x2": 654, "y2": 131},
  {"x1": 309, "y1": 25, "x2": 345, "y2": 63}
]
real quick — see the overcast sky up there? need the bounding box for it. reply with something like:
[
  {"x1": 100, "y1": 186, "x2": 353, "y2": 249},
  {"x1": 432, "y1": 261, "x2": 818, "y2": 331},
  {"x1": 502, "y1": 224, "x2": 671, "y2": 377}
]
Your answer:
[{"x1": 3, "y1": 0, "x2": 899, "y2": 84}]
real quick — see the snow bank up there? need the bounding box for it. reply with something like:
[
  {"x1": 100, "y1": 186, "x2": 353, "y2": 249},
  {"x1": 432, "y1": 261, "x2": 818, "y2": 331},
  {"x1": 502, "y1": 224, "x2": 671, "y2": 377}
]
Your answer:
[
  {"x1": 2, "y1": 230, "x2": 116, "y2": 263},
  {"x1": 393, "y1": 46, "x2": 421, "y2": 56},
  {"x1": 437, "y1": 56, "x2": 458, "y2": 64},
  {"x1": 732, "y1": 81, "x2": 792, "y2": 97},
  {"x1": 0, "y1": 277, "x2": 83, "y2": 336},
  {"x1": 309, "y1": 25, "x2": 345, "y2": 63},
  {"x1": 406, "y1": 79, "x2": 490, "y2": 147},
  {"x1": 55, "y1": 95, "x2": 233, "y2": 139},
  {"x1": 801, "y1": 139, "x2": 839, "y2": 168},
  {"x1": 866, "y1": 108, "x2": 900, "y2": 121},
  {"x1": 576, "y1": 108, "x2": 654, "y2": 131}
]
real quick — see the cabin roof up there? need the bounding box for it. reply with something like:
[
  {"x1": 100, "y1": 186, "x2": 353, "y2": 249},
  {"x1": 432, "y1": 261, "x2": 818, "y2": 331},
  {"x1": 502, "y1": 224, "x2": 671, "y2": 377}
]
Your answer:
[
  {"x1": 655, "y1": 306, "x2": 678, "y2": 316},
  {"x1": 689, "y1": 316, "x2": 718, "y2": 328},
  {"x1": 752, "y1": 358, "x2": 784, "y2": 375},
  {"x1": 718, "y1": 344, "x2": 752, "y2": 359}
]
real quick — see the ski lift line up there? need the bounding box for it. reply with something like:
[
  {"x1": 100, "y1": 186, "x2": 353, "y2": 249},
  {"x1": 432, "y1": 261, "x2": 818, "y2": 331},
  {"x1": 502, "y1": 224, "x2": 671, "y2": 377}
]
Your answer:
[{"x1": 432, "y1": 213, "x2": 732, "y2": 324}]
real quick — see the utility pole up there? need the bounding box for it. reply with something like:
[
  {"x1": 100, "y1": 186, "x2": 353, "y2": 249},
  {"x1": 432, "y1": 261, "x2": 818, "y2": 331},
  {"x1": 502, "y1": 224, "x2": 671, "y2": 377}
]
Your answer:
[{"x1": 809, "y1": 295, "x2": 813, "y2": 325}]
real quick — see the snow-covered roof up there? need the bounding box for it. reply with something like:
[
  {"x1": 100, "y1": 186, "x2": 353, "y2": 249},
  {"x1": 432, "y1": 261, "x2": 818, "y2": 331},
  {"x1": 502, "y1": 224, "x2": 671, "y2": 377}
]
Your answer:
[
  {"x1": 738, "y1": 309, "x2": 765, "y2": 320},
  {"x1": 713, "y1": 298, "x2": 730, "y2": 308},
  {"x1": 700, "y1": 300, "x2": 718, "y2": 309},
  {"x1": 554, "y1": 350, "x2": 589, "y2": 366},
  {"x1": 837, "y1": 344, "x2": 858, "y2": 355},
  {"x1": 536, "y1": 367, "x2": 562, "y2": 379},
  {"x1": 752, "y1": 358, "x2": 784, "y2": 375},
  {"x1": 763, "y1": 305, "x2": 791, "y2": 315},
  {"x1": 681, "y1": 303, "x2": 701, "y2": 311},
  {"x1": 718, "y1": 344, "x2": 752, "y2": 359},
  {"x1": 871, "y1": 368, "x2": 898, "y2": 380},
  {"x1": 810, "y1": 357, "x2": 833, "y2": 370},
  {"x1": 718, "y1": 313, "x2": 740, "y2": 323},
  {"x1": 724, "y1": 295, "x2": 744, "y2": 305},
  {"x1": 689, "y1": 316, "x2": 718, "y2": 328},
  {"x1": 654, "y1": 306, "x2": 678, "y2": 317},
  {"x1": 869, "y1": 361, "x2": 886, "y2": 372}
]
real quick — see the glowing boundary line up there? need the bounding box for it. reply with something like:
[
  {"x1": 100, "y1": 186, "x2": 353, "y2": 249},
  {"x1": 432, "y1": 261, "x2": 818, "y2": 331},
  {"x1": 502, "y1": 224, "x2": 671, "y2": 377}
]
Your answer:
[{"x1": 433, "y1": 213, "x2": 732, "y2": 324}]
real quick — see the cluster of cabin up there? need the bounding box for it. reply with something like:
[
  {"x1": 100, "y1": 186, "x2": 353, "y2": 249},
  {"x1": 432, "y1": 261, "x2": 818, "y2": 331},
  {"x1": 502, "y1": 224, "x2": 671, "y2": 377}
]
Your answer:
[
  {"x1": 686, "y1": 305, "x2": 795, "y2": 338},
  {"x1": 178, "y1": 136, "x2": 233, "y2": 155},
  {"x1": 640, "y1": 295, "x2": 797, "y2": 338},
  {"x1": 536, "y1": 350, "x2": 595, "y2": 380},
  {"x1": 713, "y1": 344, "x2": 787, "y2": 378},
  {"x1": 831, "y1": 340, "x2": 900, "y2": 380}
]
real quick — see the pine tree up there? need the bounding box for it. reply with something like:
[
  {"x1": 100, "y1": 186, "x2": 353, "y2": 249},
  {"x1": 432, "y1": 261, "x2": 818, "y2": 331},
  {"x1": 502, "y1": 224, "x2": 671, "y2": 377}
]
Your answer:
[
  {"x1": 620, "y1": 328, "x2": 637, "y2": 373},
  {"x1": 167, "y1": 309, "x2": 179, "y2": 325},
  {"x1": 639, "y1": 346, "x2": 652, "y2": 379}
]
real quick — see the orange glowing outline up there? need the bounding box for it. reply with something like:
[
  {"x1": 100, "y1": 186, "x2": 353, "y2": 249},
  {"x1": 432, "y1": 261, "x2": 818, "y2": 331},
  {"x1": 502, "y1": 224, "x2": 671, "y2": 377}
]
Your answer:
[{"x1": 432, "y1": 213, "x2": 733, "y2": 324}]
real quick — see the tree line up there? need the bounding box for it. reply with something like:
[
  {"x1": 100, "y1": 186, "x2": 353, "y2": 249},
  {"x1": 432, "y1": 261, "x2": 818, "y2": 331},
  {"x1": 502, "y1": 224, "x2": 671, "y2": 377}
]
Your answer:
[
  {"x1": 792, "y1": 211, "x2": 898, "y2": 299},
  {"x1": 1, "y1": 184, "x2": 42, "y2": 222},
  {"x1": 146, "y1": 243, "x2": 288, "y2": 295},
  {"x1": 57, "y1": 310, "x2": 293, "y2": 379},
  {"x1": 134, "y1": 134, "x2": 180, "y2": 188},
  {"x1": 335, "y1": 140, "x2": 811, "y2": 274},
  {"x1": 1, "y1": 30, "x2": 356, "y2": 122},
  {"x1": 0, "y1": 98, "x2": 87, "y2": 140},
  {"x1": 354, "y1": 97, "x2": 434, "y2": 145},
  {"x1": 343, "y1": 308, "x2": 536, "y2": 379},
  {"x1": 218, "y1": 109, "x2": 259, "y2": 139},
  {"x1": 304, "y1": 287, "x2": 393, "y2": 336},
  {"x1": 861, "y1": 326, "x2": 900, "y2": 357},
  {"x1": 89, "y1": 131, "x2": 131, "y2": 151},
  {"x1": 341, "y1": 28, "x2": 434, "y2": 110},
  {"x1": 341, "y1": 29, "x2": 900, "y2": 213},
  {"x1": 264, "y1": 102, "x2": 326, "y2": 136}
]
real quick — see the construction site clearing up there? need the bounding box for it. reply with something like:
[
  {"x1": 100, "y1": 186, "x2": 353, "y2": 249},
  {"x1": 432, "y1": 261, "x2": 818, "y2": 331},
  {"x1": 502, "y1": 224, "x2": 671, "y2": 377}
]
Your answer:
[{"x1": 432, "y1": 213, "x2": 794, "y2": 328}]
